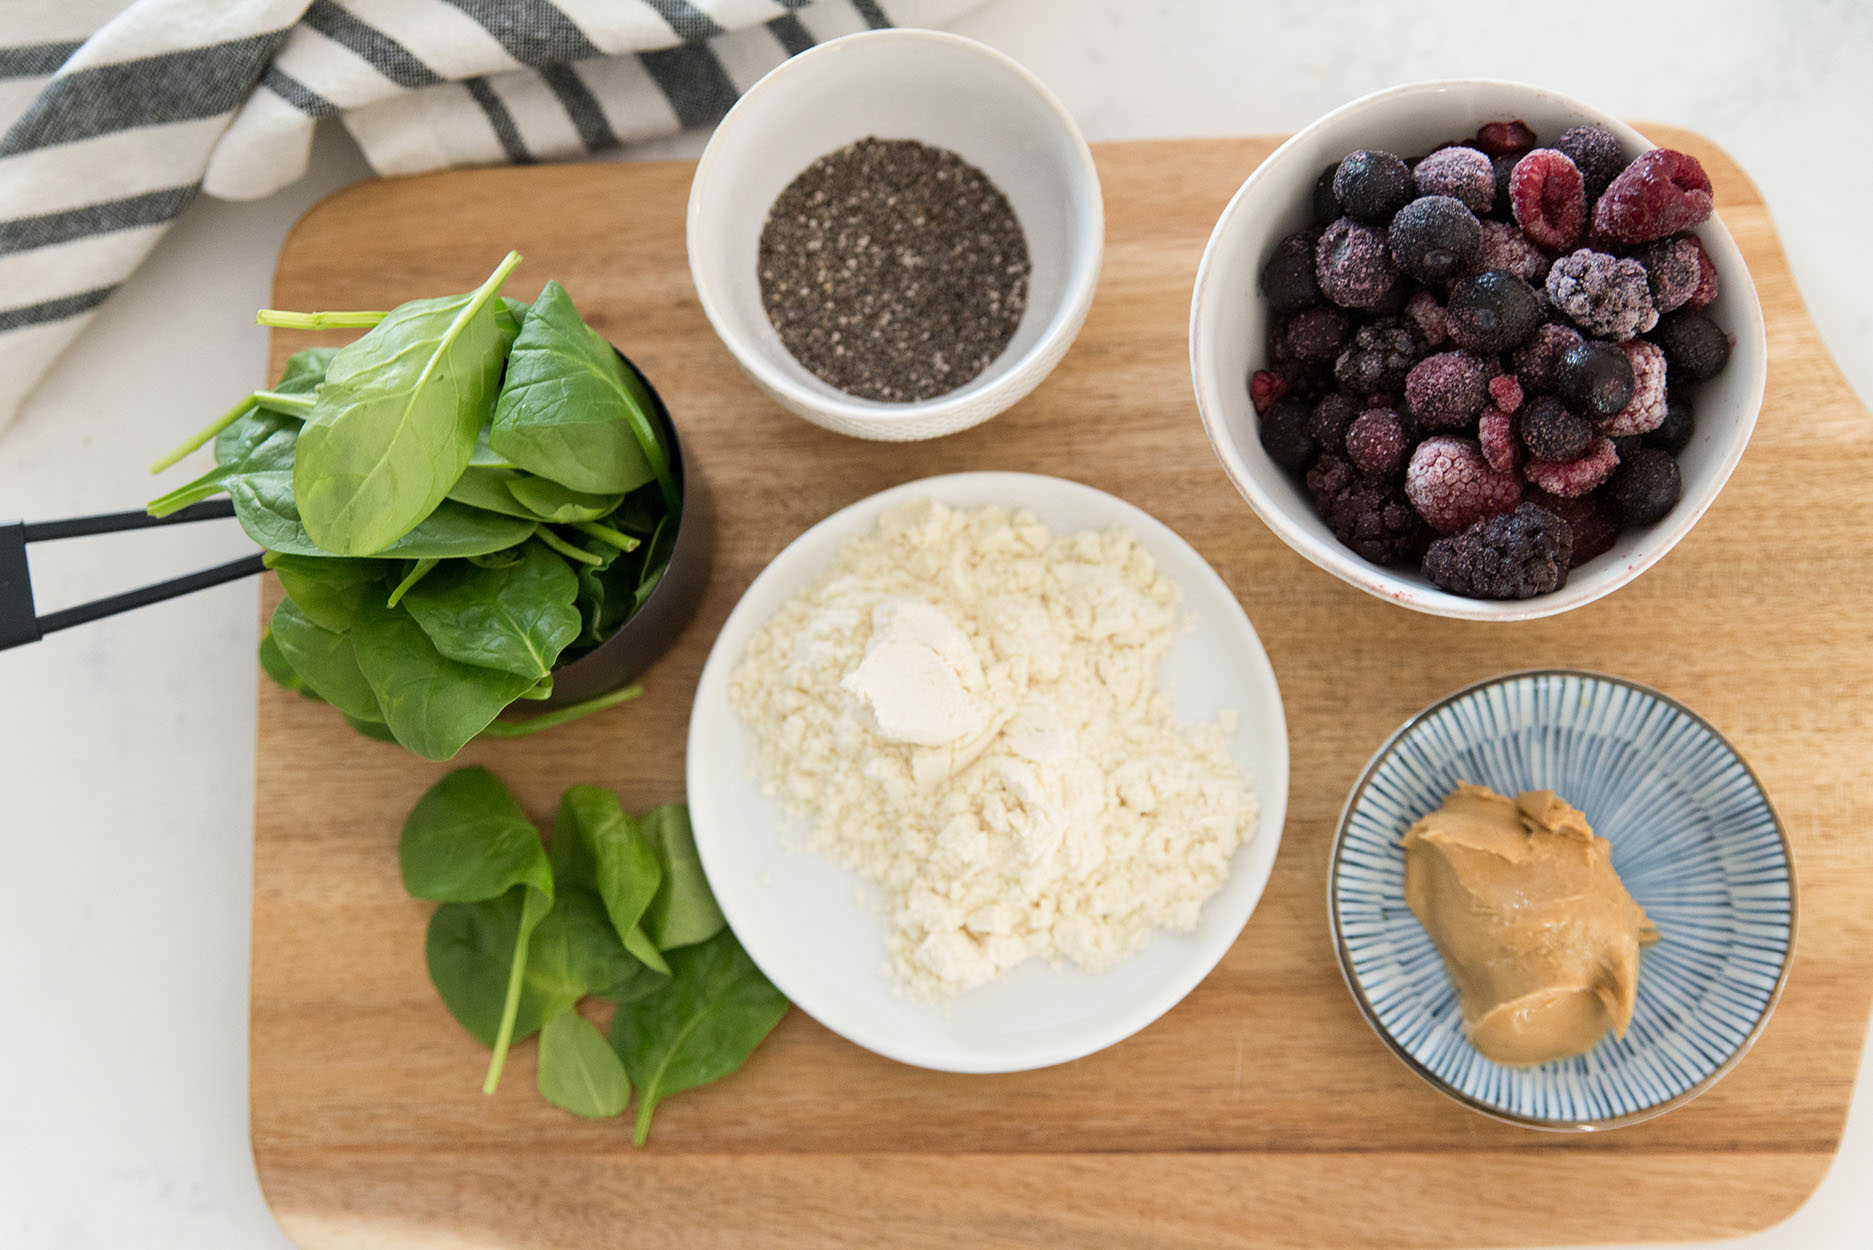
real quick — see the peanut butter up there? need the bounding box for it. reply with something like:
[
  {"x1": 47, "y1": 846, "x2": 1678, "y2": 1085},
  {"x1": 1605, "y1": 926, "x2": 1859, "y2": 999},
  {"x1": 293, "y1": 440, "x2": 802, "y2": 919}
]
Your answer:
[{"x1": 1402, "y1": 783, "x2": 1658, "y2": 1066}]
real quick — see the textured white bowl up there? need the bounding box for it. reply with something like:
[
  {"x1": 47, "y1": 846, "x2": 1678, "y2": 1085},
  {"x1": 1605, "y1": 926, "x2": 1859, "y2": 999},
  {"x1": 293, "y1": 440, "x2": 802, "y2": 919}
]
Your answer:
[
  {"x1": 686, "y1": 472, "x2": 1288, "y2": 1073},
  {"x1": 1190, "y1": 79, "x2": 1767, "y2": 620},
  {"x1": 687, "y1": 30, "x2": 1103, "y2": 442}
]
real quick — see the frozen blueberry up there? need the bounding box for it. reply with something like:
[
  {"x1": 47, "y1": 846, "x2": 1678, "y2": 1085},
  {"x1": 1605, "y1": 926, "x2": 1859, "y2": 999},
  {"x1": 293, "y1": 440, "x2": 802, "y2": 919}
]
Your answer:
[
  {"x1": 1555, "y1": 340, "x2": 1636, "y2": 417},
  {"x1": 1654, "y1": 310, "x2": 1730, "y2": 380},
  {"x1": 1315, "y1": 218, "x2": 1399, "y2": 309},
  {"x1": 1312, "y1": 164, "x2": 1341, "y2": 227},
  {"x1": 1388, "y1": 195, "x2": 1482, "y2": 283},
  {"x1": 1518, "y1": 395, "x2": 1595, "y2": 462},
  {"x1": 1554, "y1": 125, "x2": 1625, "y2": 199},
  {"x1": 1446, "y1": 269, "x2": 1542, "y2": 354},
  {"x1": 1258, "y1": 398, "x2": 1318, "y2": 469},
  {"x1": 1261, "y1": 230, "x2": 1322, "y2": 317},
  {"x1": 1604, "y1": 447, "x2": 1682, "y2": 525},
  {"x1": 1333, "y1": 150, "x2": 1414, "y2": 224},
  {"x1": 1413, "y1": 147, "x2": 1497, "y2": 214},
  {"x1": 1310, "y1": 392, "x2": 1360, "y2": 455},
  {"x1": 1646, "y1": 394, "x2": 1696, "y2": 453}
]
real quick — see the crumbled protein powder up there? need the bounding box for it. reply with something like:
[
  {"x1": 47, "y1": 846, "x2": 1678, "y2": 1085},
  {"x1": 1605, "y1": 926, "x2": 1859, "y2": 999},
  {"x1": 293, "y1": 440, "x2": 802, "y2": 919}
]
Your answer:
[
  {"x1": 757, "y1": 137, "x2": 1031, "y2": 403},
  {"x1": 728, "y1": 500, "x2": 1259, "y2": 998}
]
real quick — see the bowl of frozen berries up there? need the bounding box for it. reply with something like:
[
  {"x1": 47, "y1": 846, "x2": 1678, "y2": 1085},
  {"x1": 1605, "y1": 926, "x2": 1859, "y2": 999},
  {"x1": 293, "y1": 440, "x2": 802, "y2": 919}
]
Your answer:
[{"x1": 1190, "y1": 80, "x2": 1766, "y2": 619}]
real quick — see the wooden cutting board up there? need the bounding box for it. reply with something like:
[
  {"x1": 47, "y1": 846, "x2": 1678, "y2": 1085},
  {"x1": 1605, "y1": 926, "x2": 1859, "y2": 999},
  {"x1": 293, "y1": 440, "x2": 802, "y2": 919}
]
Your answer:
[{"x1": 251, "y1": 130, "x2": 1873, "y2": 1249}]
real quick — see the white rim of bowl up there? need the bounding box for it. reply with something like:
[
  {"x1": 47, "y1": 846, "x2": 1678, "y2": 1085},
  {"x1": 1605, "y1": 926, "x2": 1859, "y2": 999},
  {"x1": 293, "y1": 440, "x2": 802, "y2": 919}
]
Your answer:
[
  {"x1": 685, "y1": 470, "x2": 1289, "y2": 1073},
  {"x1": 686, "y1": 29, "x2": 1104, "y2": 429},
  {"x1": 1324, "y1": 667, "x2": 1799, "y2": 1130},
  {"x1": 1188, "y1": 78, "x2": 1769, "y2": 621}
]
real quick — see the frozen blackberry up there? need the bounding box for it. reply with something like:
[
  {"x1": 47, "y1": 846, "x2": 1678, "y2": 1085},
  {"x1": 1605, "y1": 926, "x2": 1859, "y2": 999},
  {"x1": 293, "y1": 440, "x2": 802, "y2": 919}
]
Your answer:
[
  {"x1": 1310, "y1": 392, "x2": 1359, "y2": 455},
  {"x1": 1316, "y1": 218, "x2": 1399, "y2": 309},
  {"x1": 1334, "y1": 318, "x2": 1422, "y2": 396},
  {"x1": 1646, "y1": 394, "x2": 1695, "y2": 453},
  {"x1": 1509, "y1": 150, "x2": 1588, "y2": 252},
  {"x1": 1413, "y1": 146, "x2": 1497, "y2": 214},
  {"x1": 1261, "y1": 230, "x2": 1322, "y2": 316},
  {"x1": 1604, "y1": 447, "x2": 1682, "y2": 525},
  {"x1": 1311, "y1": 164, "x2": 1341, "y2": 226},
  {"x1": 1388, "y1": 195, "x2": 1482, "y2": 283},
  {"x1": 1346, "y1": 407, "x2": 1410, "y2": 476},
  {"x1": 1513, "y1": 322, "x2": 1585, "y2": 393},
  {"x1": 1592, "y1": 148, "x2": 1713, "y2": 246},
  {"x1": 1258, "y1": 398, "x2": 1318, "y2": 469},
  {"x1": 1654, "y1": 309, "x2": 1730, "y2": 380},
  {"x1": 1472, "y1": 219, "x2": 1551, "y2": 284},
  {"x1": 1406, "y1": 435, "x2": 1523, "y2": 534},
  {"x1": 1333, "y1": 149, "x2": 1414, "y2": 224},
  {"x1": 1554, "y1": 125, "x2": 1624, "y2": 199},
  {"x1": 1518, "y1": 395, "x2": 1594, "y2": 461},
  {"x1": 1556, "y1": 340, "x2": 1635, "y2": 417},
  {"x1": 1635, "y1": 235, "x2": 1702, "y2": 314},
  {"x1": 1423, "y1": 503, "x2": 1572, "y2": 600},
  {"x1": 1405, "y1": 350, "x2": 1490, "y2": 429},
  {"x1": 1546, "y1": 248, "x2": 1659, "y2": 341},
  {"x1": 1280, "y1": 306, "x2": 1351, "y2": 361},
  {"x1": 1446, "y1": 270, "x2": 1541, "y2": 354},
  {"x1": 1307, "y1": 454, "x2": 1423, "y2": 564}
]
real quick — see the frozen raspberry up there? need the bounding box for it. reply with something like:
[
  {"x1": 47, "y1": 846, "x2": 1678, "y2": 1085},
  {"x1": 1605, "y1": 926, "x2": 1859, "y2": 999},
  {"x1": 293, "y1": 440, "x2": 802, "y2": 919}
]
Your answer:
[
  {"x1": 1334, "y1": 318, "x2": 1422, "y2": 396},
  {"x1": 1281, "y1": 306, "x2": 1351, "y2": 361},
  {"x1": 1654, "y1": 309, "x2": 1731, "y2": 380},
  {"x1": 1446, "y1": 270, "x2": 1542, "y2": 354},
  {"x1": 1509, "y1": 150, "x2": 1588, "y2": 252},
  {"x1": 1258, "y1": 397, "x2": 1318, "y2": 469},
  {"x1": 1688, "y1": 238, "x2": 1720, "y2": 309},
  {"x1": 1471, "y1": 219, "x2": 1551, "y2": 284},
  {"x1": 1554, "y1": 125, "x2": 1625, "y2": 199},
  {"x1": 1519, "y1": 395, "x2": 1594, "y2": 462},
  {"x1": 1478, "y1": 406, "x2": 1520, "y2": 473},
  {"x1": 1311, "y1": 165, "x2": 1341, "y2": 227},
  {"x1": 1646, "y1": 394, "x2": 1695, "y2": 453},
  {"x1": 1545, "y1": 248, "x2": 1658, "y2": 340},
  {"x1": 1634, "y1": 235, "x2": 1702, "y2": 314},
  {"x1": 1604, "y1": 447, "x2": 1682, "y2": 526},
  {"x1": 1556, "y1": 340, "x2": 1635, "y2": 417},
  {"x1": 1310, "y1": 392, "x2": 1359, "y2": 455},
  {"x1": 1388, "y1": 195, "x2": 1482, "y2": 283},
  {"x1": 1513, "y1": 322, "x2": 1585, "y2": 393},
  {"x1": 1346, "y1": 407, "x2": 1410, "y2": 476},
  {"x1": 1413, "y1": 147, "x2": 1497, "y2": 214},
  {"x1": 1487, "y1": 374, "x2": 1524, "y2": 414},
  {"x1": 1405, "y1": 350, "x2": 1490, "y2": 429},
  {"x1": 1476, "y1": 120, "x2": 1538, "y2": 158},
  {"x1": 1333, "y1": 150, "x2": 1414, "y2": 224},
  {"x1": 1525, "y1": 435, "x2": 1620, "y2": 497},
  {"x1": 1249, "y1": 368, "x2": 1288, "y2": 415},
  {"x1": 1404, "y1": 290, "x2": 1449, "y2": 348},
  {"x1": 1424, "y1": 503, "x2": 1572, "y2": 600},
  {"x1": 1527, "y1": 488, "x2": 1618, "y2": 568},
  {"x1": 1591, "y1": 148, "x2": 1713, "y2": 245},
  {"x1": 1597, "y1": 339, "x2": 1668, "y2": 437},
  {"x1": 1261, "y1": 230, "x2": 1322, "y2": 316},
  {"x1": 1308, "y1": 454, "x2": 1423, "y2": 564},
  {"x1": 1406, "y1": 435, "x2": 1523, "y2": 533},
  {"x1": 1316, "y1": 218, "x2": 1399, "y2": 309}
]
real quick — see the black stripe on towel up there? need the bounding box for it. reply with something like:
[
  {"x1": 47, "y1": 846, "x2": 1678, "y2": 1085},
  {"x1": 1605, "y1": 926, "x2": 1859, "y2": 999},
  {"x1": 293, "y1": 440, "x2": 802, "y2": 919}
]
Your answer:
[
  {"x1": 539, "y1": 63, "x2": 617, "y2": 153},
  {"x1": 442, "y1": 0, "x2": 602, "y2": 66},
  {"x1": 767, "y1": 15, "x2": 816, "y2": 58},
  {"x1": 463, "y1": 76, "x2": 531, "y2": 163},
  {"x1": 303, "y1": 0, "x2": 442, "y2": 88},
  {"x1": 852, "y1": 0, "x2": 892, "y2": 29},
  {"x1": 0, "y1": 185, "x2": 198, "y2": 256},
  {"x1": 0, "y1": 286, "x2": 117, "y2": 334},
  {"x1": 637, "y1": 42, "x2": 738, "y2": 129},
  {"x1": 261, "y1": 66, "x2": 339, "y2": 118},
  {"x1": 0, "y1": 30, "x2": 290, "y2": 156},
  {"x1": 642, "y1": 0, "x2": 726, "y2": 43},
  {"x1": 0, "y1": 41, "x2": 82, "y2": 80}
]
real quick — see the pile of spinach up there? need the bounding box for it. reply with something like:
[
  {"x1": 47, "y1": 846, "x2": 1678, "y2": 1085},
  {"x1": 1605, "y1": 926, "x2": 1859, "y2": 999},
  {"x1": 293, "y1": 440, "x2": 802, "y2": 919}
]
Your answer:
[
  {"x1": 147, "y1": 252, "x2": 681, "y2": 759},
  {"x1": 400, "y1": 768, "x2": 787, "y2": 1144}
]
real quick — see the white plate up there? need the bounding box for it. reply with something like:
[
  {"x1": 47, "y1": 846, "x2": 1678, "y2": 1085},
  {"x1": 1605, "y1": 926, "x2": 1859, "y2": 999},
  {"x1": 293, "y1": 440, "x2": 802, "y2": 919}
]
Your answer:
[{"x1": 686, "y1": 471, "x2": 1289, "y2": 1073}]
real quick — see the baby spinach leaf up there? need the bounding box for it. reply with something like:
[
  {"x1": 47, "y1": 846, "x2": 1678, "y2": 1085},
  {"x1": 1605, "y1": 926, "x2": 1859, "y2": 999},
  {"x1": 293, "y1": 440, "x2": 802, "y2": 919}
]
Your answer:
[
  {"x1": 269, "y1": 600, "x2": 383, "y2": 723},
  {"x1": 427, "y1": 891, "x2": 531, "y2": 1047},
  {"x1": 294, "y1": 251, "x2": 522, "y2": 556},
  {"x1": 489, "y1": 281, "x2": 667, "y2": 498},
  {"x1": 639, "y1": 806, "x2": 725, "y2": 950},
  {"x1": 487, "y1": 884, "x2": 554, "y2": 1093},
  {"x1": 522, "y1": 887, "x2": 640, "y2": 1022},
  {"x1": 342, "y1": 713, "x2": 398, "y2": 742},
  {"x1": 447, "y1": 465, "x2": 540, "y2": 518},
  {"x1": 504, "y1": 476, "x2": 624, "y2": 524},
  {"x1": 257, "y1": 630, "x2": 309, "y2": 694},
  {"x1": 265, "y1": 553, "x2": 377, "y2": 633},
  {"x1": 399, "y1": 542, "x2": 580, "y2": 681},
  {"x1": 554, "y1": 787, "x2": 668, "y2": 974},
  {"x1": 493, "y1": 295, "x2": 530, "y2": 350},
  {"x1": 273, "y1": 346, "x2": 337, "y2": 395},
  {"x1": 537, "y1": 1010, "x2": 631, "y2": 1119},
  {"x1": 350, "y1": 597, "x2": 539, "y2": 760},
  {"x1": 609, "y1": 929, "x2": 788, "y2": 1145},
  {"x1": 398, "y1": 766, "x2": 552, "y2": 904}
]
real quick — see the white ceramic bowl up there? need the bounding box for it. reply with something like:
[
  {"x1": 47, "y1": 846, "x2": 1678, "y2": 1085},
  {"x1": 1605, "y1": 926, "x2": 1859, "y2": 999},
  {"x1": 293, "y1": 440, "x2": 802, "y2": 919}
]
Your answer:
[
  {"x1": 687, "y1": 31, "x2": 1103, "y2": 442},
  {"x1": 1189, "y1": 80, "x2": 1768, "y2": 620},
  {"x1": 686, "y1": 472, "x2": 1288, "y2": 1073}
]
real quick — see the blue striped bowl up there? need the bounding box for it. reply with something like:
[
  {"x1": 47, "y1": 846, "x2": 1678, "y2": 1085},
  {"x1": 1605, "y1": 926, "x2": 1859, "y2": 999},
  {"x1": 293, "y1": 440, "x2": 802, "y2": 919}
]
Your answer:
[{"x1": 1329, "y1": 670, "x2": 1796, "y2": 1130}]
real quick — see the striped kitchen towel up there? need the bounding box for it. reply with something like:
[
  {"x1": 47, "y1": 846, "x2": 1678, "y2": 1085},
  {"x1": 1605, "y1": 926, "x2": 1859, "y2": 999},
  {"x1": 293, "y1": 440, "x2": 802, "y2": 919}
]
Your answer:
[{"x1": 0, "y1": 0, "x2": 981, "y2": 436}]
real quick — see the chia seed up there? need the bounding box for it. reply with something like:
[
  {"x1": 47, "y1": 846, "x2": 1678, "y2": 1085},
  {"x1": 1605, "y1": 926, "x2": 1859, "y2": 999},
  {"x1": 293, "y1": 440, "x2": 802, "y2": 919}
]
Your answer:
[{"x1": 757, "y1": 137, "x2": 1031, "y2": 403}]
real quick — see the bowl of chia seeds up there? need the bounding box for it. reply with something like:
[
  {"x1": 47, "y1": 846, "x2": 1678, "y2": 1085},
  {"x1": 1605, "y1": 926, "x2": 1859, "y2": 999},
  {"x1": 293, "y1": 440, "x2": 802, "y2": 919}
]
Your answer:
[{"x1": 687, "y1": 30, "x2": 1103, "y2": 442}]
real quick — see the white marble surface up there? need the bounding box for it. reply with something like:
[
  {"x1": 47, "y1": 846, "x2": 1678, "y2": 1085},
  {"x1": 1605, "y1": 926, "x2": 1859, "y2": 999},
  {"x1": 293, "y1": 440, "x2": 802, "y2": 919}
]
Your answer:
[{"x1": 1, "y1": 2, "x2": 1867, "y2": 1247}]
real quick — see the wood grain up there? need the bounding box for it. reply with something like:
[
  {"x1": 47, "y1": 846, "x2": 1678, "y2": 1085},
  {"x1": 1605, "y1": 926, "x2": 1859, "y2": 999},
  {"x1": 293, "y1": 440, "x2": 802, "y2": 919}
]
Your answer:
[{"x1": 252, "y1": 131, "x2": 1873, "y2": 1249}]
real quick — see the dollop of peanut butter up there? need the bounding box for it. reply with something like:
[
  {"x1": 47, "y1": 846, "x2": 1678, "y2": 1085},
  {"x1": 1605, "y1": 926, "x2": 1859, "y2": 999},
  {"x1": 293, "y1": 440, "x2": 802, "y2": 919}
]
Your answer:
[{"x1": 1402, "y1": 783, "x2": 1658, "y2": 1066}]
